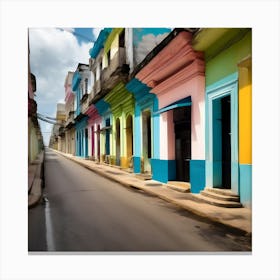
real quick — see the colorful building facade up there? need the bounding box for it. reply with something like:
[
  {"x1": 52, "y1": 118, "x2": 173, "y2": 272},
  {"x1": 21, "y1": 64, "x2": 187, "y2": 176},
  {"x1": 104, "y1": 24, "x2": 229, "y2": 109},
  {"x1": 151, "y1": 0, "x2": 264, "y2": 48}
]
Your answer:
[
  {"x1": 94, "y1": 99, "x2": 112, "y2": 164},
  {"x1": 88, "y1": 27, "x2": 172, "y2": 170},
  {"x1": 72, "y1": 63, "x2": 91, "y2": 158},
  {"x1": 85, "y1": 105, "x2": 102, "y2": 160},
  {"x1": 104, "y1": 82, "x2": 135, "y2": 168},
  {"x1": 126, "y1": 79, "x2": 160, "y2": 176},
  {"x1": 64, "y1": 71, "x2": 76, "y2": 155},
  {"x1": 56, "y1": 103, "x2": 66, "y2": 153},
  {"x1": 88, "y1": 28, "x2": 112, "y2": 163},
  {"x1": 134, "y1": 29, "x2": 206, "y2": 191},
  {"x1": 50, "y1": 28, "x2": 252, "y2": 208},
  {"x1": 192, "y1": 28, "x2": 252, "y2": 207}
]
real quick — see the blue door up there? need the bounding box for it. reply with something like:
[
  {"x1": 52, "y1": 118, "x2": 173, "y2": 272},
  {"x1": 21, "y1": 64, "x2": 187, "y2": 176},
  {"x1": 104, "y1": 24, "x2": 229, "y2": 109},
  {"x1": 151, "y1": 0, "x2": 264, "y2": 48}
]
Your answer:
[{"x1": 105, "y1": 118, "x2": 110, "y2": 155}]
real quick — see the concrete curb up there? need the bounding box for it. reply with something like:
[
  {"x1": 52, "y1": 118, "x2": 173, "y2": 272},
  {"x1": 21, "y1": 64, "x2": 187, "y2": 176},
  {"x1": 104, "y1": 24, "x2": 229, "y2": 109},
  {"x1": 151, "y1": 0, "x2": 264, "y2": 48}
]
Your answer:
[
  {"x1": 53, "y1": 149, "x2": 251, "y2": 235},
  {"x1": 28, "y1": 151, "x2": 45, "y2": 209}
]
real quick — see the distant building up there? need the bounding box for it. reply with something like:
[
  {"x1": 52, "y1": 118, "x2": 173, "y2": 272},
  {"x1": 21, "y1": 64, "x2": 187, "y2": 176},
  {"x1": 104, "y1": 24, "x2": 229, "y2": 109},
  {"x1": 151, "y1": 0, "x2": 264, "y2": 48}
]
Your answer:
[
  {"x1": 72, "y1": 63, "x2": 91, "y2": 157},
  {"x1": 57, "y1": 103, "x2": 66, "y2": 152},
  {"x1": 64, "y1": 72, "x2": 76, "y2": 155}
]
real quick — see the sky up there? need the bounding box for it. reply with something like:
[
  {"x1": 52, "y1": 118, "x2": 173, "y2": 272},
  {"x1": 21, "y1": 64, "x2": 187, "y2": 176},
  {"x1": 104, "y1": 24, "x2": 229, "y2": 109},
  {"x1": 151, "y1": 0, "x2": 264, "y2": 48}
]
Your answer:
[{"x1": 29, "y1": 28, "x2": 102, "y2": 146}]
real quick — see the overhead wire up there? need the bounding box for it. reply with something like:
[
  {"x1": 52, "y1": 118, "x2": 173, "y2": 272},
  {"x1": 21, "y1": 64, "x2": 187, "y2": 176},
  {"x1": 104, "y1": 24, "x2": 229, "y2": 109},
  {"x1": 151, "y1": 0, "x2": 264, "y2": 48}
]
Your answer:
[
  {"x1": 37, "y1": 115, "x2": 57, "y2": 125},
  {"x1": 37, "y1": 112, "x2": 57, "y2": 121}
]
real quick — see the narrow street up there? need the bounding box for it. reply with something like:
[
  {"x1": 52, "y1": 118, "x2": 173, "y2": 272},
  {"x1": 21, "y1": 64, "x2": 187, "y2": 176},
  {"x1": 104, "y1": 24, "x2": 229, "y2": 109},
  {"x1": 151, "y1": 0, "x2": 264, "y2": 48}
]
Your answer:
[{"x1": 28, "y1": 148, "x2": 251, "y2": 252}]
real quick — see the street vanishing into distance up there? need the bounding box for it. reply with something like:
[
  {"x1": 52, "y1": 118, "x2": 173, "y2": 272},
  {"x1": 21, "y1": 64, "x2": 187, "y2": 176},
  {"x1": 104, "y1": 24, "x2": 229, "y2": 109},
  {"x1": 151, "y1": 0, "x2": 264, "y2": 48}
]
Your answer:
[{"x1": 28, "y1": 148, "x2": 251, "y2": 252}]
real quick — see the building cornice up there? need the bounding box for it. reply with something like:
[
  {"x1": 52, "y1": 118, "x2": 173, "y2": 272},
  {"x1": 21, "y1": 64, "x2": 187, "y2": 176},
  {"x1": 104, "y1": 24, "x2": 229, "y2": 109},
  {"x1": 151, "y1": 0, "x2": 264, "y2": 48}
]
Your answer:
[
  {"x1": 130, "y1": 28, "x2": 199, "y2": 78},
  {"x1": 136, "y1": 31, "x2": 203, "y2": 86},
  {"x1": 151, "y1": 58, "x2": 205, "y2": 96}
]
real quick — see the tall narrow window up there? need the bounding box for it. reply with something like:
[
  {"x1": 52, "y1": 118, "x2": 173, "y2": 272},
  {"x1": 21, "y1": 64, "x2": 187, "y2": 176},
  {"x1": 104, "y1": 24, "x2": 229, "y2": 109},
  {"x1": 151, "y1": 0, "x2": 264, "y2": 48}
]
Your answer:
[
  {"x1": 85, "y1": 78, "x2": 88, "y2": 94},
  {"x1": 119, "y1": 30, "x2": 125, "y2": 48},
  {"x1": 107, "y1": 50, "x2": 111, "y2": 66}
]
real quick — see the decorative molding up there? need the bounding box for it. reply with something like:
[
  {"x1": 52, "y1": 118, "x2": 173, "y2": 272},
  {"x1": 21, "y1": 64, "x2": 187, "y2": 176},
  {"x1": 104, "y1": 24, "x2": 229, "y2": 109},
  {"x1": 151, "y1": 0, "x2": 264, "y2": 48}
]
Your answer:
[{"x1": 152, "y1": 58, "x2": 205, "y2": 96}]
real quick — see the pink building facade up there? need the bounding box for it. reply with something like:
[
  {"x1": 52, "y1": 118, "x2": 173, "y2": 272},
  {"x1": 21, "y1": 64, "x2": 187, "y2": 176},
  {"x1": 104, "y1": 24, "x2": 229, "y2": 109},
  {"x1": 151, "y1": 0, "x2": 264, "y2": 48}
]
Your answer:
[
  {"x1": 85, "y1": 105, "x2": 102, "y2": 161},
  {"x1": 136, "y1": 30, "x2": 206, "y2": 192}
]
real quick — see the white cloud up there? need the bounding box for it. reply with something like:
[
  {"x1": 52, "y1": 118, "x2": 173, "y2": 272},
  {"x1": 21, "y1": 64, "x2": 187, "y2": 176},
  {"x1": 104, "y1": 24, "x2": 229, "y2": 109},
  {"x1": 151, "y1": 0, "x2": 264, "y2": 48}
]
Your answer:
[
  {"x1": 62, "y1": 28, "x2": 75, "y2": 33},
  {"x1": 92, "y1": 28, "x2": 102, "y2": 41},
  {"x1": 135, "y1": 33, "x2": 169, "y2": 65},
  {"x1": 29, "y1": 27, "x2": 92, "y2": 145}
]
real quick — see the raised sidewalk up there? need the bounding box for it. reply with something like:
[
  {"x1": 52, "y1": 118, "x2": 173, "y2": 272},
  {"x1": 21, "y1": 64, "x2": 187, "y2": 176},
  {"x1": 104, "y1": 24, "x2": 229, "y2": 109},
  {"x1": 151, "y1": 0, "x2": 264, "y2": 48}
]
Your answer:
[{"x1": 28, "y1": 150, "x2": 44, "y2": 208}]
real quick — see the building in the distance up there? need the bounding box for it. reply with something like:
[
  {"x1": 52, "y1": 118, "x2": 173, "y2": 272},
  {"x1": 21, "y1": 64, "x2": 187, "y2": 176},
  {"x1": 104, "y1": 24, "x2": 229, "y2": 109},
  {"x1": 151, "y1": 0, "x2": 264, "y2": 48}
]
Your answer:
[
  {"x1": 64, "y1": 71, "x2": 76, "y2": 155},
  {"x1": 72, "y1": 63, "x2": 91, "y2": 157},
  {"x1": 56, "y1": 103, "x2": 66, "y2": 152}
]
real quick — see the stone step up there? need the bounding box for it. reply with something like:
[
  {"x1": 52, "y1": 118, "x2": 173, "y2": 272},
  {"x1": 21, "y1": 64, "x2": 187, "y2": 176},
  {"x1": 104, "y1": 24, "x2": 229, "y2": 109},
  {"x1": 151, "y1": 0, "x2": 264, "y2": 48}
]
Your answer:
[
  {"x1": 166, "y1": 181, "x2": 190, "y2": 193},
  {"x1": 193, "y1": 194, "x2": 243, "y2": 208},
  {"x1": 135, "y1": 173, "x2": 152, "y2": 180},
  {"x1": 204, "y1": 187, "x2": 239, "y2": 198},
  {"x1": 201, "y1": 190, "x2": 240, "y2": 202}
]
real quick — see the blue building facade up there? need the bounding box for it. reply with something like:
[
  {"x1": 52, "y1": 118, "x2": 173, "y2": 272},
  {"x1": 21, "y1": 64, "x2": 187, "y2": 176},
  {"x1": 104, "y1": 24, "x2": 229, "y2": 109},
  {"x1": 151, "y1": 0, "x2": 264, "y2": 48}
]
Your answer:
[
  {"x1": 126, "y1": 78, "x2": 162, "y2": 179},
  {"x1": 72, "y1": 64, "x2": 90, "y2": 158}
]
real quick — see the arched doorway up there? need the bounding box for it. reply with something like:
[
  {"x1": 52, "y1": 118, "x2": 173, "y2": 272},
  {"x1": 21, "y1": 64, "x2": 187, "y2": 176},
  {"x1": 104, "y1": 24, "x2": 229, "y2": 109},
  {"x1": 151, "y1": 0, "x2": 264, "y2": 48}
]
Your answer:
[
  {"x1": 84, "y1": 128, "x2": 88, "y2": 158},
  {"x1": 97, "y1": 124, "x2": 100, "y2": 162},
  {"x1": 91, "y1": 126, "x2": 94, "y2": 157},
  {"x1": 126, "y1": 115, "x2": 133, "y2": 167},
  {"x1": 105, "y1": 118, "x2": 110, "y2": 156},
  {"x1": 116, "y1": 118, "x2": 121, "y2": 166}
]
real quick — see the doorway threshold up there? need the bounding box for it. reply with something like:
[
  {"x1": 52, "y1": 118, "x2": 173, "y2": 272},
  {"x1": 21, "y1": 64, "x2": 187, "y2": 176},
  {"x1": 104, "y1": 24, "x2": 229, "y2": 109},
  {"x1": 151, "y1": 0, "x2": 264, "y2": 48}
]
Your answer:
[{"x1": 166, "y1": 181, "x2": 191, "y2": 193}]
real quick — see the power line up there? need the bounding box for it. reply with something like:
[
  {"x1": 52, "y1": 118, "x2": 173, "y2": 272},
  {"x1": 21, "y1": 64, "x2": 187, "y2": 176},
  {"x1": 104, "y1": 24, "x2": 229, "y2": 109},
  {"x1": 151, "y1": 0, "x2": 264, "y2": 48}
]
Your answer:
[
  {"x1": 37, "y1": 115, "x2": 57, "y2": 125},
  {"x1": 37, "y1": 112, "x2": 57, "y2": 121}
]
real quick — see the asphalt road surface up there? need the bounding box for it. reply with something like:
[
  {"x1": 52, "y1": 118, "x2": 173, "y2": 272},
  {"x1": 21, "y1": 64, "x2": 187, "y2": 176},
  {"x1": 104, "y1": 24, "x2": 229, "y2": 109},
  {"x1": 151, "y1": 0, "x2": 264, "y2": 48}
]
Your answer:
[{"x1": 28, "y1": 148, "x2": 251, "y2": 252}]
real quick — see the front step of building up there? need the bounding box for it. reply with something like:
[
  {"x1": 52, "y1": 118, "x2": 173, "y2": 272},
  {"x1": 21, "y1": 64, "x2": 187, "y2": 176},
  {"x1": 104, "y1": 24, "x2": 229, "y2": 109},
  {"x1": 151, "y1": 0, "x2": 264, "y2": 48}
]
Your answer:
[
  {"x1": 135, "y1": 173, "x2": 152, "y2": 180},
  {"x1": 166, "y1": 181, "x2": 191, "y2": 193},
  {"x1": 194, "y1": 187, "x2": 243, "y2": 208}
]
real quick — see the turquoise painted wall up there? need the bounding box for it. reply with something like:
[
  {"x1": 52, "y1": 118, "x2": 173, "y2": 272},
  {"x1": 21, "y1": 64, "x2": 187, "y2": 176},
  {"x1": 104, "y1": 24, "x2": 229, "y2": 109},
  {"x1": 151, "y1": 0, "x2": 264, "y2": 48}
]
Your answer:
[
  {"x1": 75, "y1": 116, "x2": 88, "y2": 157},
  {"x1": 126, "y1": 78, "x2": 160, "y2": 174},
  {"x1": 239, "y1": 164, "x2": 252, "y2": 207},
  {"x1": 190, "y1": 160, "x2": 206, "y2": 193},
  {"x1": 152, "y1": 159, "x2": 176, "y2": 183},
  {"x1": 205, "y1": 73, "x2": 239, "y2": 194}
]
